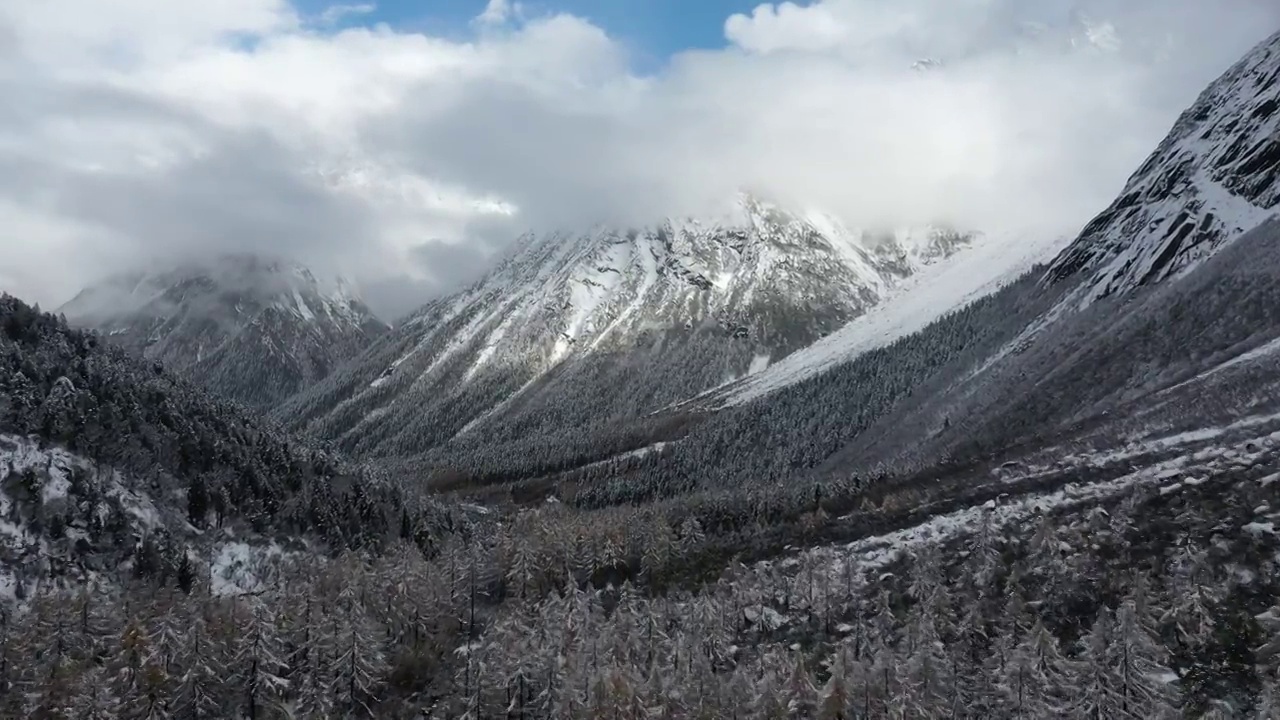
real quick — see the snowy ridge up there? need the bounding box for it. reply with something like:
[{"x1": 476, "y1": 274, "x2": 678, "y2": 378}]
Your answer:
[
  {"x1": 375, "y1": 195, "x2": 975, "y2": 396},
  {"x1": 61, "y1": 255, "x2": 379, "y2": 331},
  {"x1": 721, "y1": 229, "x2": 1070, "y2": 405},
  {"x1": 1048, "y1": 30, "x2": 1280, "y2": 301},
  {"x1": 285, "y1": 195, "x2": 987, "y2": 455}
]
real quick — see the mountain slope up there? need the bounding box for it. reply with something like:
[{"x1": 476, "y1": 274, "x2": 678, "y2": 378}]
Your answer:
[
  {"x1": 825, "y1": 218, "x2": 1280, "y2": 478},
  {"x1": 1047, "y1": 29, "x2": 1280, "y2": 301},
  {"x1": 60, "y1": 254, "x2": 388, "y2": 409},
  {"x1": 698, "y1": 29, "x2": 1280, "y2": 482},
  {"x1": 351, "y1": 27, "x2": 1280, "y2": 510},
  {"x1": 280, "y1": 196, "x2": 974, "y2": 461},
  {"x1": 0, "y1": 293, "x2": 451, "y2": 595},
  {"x1": 717, "y1": 228, "x2": 1069, "y2": 406},
  {"x1": 811, "y1": 29, "x2": 1280, "y2": 476}
]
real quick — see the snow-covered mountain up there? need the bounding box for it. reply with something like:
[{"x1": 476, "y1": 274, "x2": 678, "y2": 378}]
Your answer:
[
  {"x1": 279, "y1": 196, "x2": 975, "y2": 458},
  {"x1": 401, "y1": 196, "x2": 970, "y2": 367},
  {"x1": 1048, "y1": 29, "x2": 1280, "y2": 301},
  {"x1": 60, "y1": 254, "x2": 388, "y2": 408},
  {"x1": 717, "y1": 228, "x2": 1070, "y2": 406}
]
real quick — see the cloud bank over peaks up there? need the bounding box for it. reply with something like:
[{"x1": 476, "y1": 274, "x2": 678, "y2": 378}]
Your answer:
[{"x1": 1, "y1": 0, "x2": 1278, "y2": 320}]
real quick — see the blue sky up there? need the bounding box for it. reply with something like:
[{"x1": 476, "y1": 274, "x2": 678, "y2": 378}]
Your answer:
[{"x1": 296, "y1": 0, "x2": 762, "y2": 69}]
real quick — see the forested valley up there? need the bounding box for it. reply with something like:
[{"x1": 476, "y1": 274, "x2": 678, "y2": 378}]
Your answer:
[{"x1": 3, "y1": 19, "x2": 1280, "y2": 720}]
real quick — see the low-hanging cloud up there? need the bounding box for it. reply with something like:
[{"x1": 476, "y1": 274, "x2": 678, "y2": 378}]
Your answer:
[{"x1": 1, "y1": 0, "x2": 1278, "y2": 319}]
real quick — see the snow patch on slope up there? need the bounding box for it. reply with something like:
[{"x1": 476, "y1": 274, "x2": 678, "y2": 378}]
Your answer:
[
  {"x1": 727, "y1": 231, "x2": 1070, "y2": 405},
  {"x1": 211, "y1": 541, "x2": 288, "y2": 596}
]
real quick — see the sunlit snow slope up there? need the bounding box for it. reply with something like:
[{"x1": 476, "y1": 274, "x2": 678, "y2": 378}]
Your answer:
[{"x1": 717, "y1": 231, "x2": 1070, "y2": 406}]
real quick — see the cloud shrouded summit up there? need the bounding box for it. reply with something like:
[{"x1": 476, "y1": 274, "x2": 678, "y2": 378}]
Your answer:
[{"x1": 1, "y1": 0, "x2": 1277, "y2": 319}]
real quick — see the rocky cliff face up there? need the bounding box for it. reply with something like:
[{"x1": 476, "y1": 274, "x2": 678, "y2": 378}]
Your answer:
[{"x1": 1048, "y1": 30, "x2": 1280, "y2": 300}]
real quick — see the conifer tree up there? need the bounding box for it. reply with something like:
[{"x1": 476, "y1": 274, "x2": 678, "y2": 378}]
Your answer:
[
  {"x1": 67, "y1": 666, "x2": 119, "y2": 720},
  {"x1": 818, "y1": 648, "x2": 853, "y2": 720},
  {"x1": 750, "y1": 659, "x2": 790, "y2": 720},
  {"x1": 507, "y1": 535, "x2": 539, "y2": 600},
  {"x1": 330, "y1": 580, "x2": 387, "y2": 717},
  {"x1": 781, "y1": 654, "x2": 819, "y2": 717},
  {"x1": 870, "y1": 589, "x2": 898, "y2": 649},
  {"x1": 1070, "y1": 609, "x2": 1124, "y2": 719},
  {"x1": 1115, "y1": 598, "x2": 1180, "y2": 718},
  {"x1": 171, "y1": 602, "x2": 226, "y2": 720},
  {"x1": 998, "y1": 620, "x2": 1070, "y2": 719},
  {"x1": 231, "y1": 600, "x2": 287, "y2": 720},
  {"x1": 901, "y1": 604, "x2": 951, "y2": 719},
  {"x1": 1023, "y1": 514, "x2": 1073, "y2": 606},
  {"x1": 285, "y1": 595, "x2": 334, "y2": 720},
  {"x1": 112, "y1": 617, "x2": 169, "y2": 720}
]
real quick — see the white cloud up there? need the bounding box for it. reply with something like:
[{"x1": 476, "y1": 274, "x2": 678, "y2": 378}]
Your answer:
[
  {"x1": 1, "y1": 0, "x2": 1278, "y2": 319},
  {"x1": 476, "y1": 0, "x2": 520, "y2": 26},
  {"x1": 724, "y1": 2, "x2": 857, "y2": 54},
  {"x1": 0, "y1": 0, "x2": 298, "y2": 67},
  {"x1": 318, "y1": 3, "x2": 376, "y2": 26}
]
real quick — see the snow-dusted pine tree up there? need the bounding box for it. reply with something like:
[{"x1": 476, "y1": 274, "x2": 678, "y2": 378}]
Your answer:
[
  {"x1": 1114, "y1": 598, "x2": 1181, "y2": 718},
  {"x1": 818, "y1": 648, "x2": 853, "y2": 720},
  {"x1": 901, "y1": 603, "x2": 952, "y2": 718},
  {"x1": 112, "y1": 616, "x2": 170, "y2": 720},
  {"x1": 170, "y1": 601, "x2": 227, "y2": 720},
  {"x1": 230, "y1": 600, "x2": 288, "y2": 720},
  {"x1": 997, "y1": 620, "x2": 1070, "y2": 719},
  {"x1": 329, "y1": 580, "x2": 388, "y2": 717},
  {"x1": 1070, "y1": 609, "x2": 1124, "y2": 719},
  {"x1": 67, "y1": 666, "x2": 119, "y2": 720}
]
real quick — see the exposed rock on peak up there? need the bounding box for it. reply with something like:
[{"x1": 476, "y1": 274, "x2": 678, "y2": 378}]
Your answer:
[
  {"x1": 1048, "y1": 30, "x2": 1280, "y2": 300},
  {"x1": 60, "y1": 254, "x2": 387, "y2": 408}
]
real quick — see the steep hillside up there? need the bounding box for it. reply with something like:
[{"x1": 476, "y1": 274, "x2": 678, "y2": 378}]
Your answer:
[
  {"x1": 828, "y1": 30, "x2": 1280, "y2": 475},
  {"x1": 0, "y1": 294, "x2": 453, "y2": 597},
  {"x1": 280, "y1": 196, "x2": 974, "y2": 460},
  {"x1": 343, "y1": 27, "x2": 1280, "y2": 513},
  {"x1": 719, "y1": 228, "x2": 1068, "y2": 405},
  {"x1": 783, "y1": 27, "x2": 1280, "y2": 477},
  {"x1": 839, "y1": 217, "x2": 1280, "y2": 477},
  {"x1": 60, "y1": 254, "x2": 388, "y2": 409},
  {"x1": 697, "y1": 29, "x2": 1280, "y2": 482},
  {"x1": 1048, "y1": 29, "x2": 1280, "y2": 301}
]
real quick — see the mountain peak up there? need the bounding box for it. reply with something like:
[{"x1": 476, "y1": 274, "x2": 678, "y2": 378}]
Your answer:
[
  {"x1": 1048, "y1": 29, "x2": 1280, "y2": 301},
  {"x1": 279, "y1": 200, "x2": 980, "y2": 457},
  {"x1": 60, "y1": 253, "x2": 387, "y2": 408}
]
